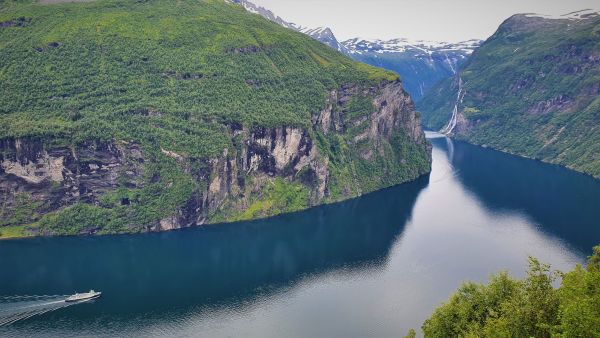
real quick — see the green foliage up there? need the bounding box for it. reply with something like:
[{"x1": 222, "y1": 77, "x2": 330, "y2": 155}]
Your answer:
[
  {"x1": 216, "y1": 177, "x2": 310, "y2": 222},
  {"x1": 555, "y1": 247, "x2": 600, "y2": 337},
  {"x1": 403, "y1": 328, "x2": 417, "y2": 338},
  {"x1": 38, "y1": 203, "x2": 115, "y2": 236},
  {"x1": 0, "y1": 193, "x2": 43, "y2": 227},
  {"x1": 421, "y1": 245, "x2": 600, "y2": 338},
  {"x1": 418, "y1": 15, "x2": 600, "y2": 178},
  {"x1": 37, "y1": 152, "x2": 197, "y2": 235},
  {"x1": 345, "y1": 95, "x2": 375, "y2": 120},
  {"x1": 0, "y1": 225, "x2": 31, "y2": 239},
  {"x1": 315, "y1": 127, "x2": 430, "y2": 202}
]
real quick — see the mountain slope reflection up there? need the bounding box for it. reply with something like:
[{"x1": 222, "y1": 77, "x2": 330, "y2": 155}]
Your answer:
[
  {"x1": 435, "y1": 137, "x2": 600, "y2": 253},
  {"x1": 0, "y1": 175, "x2": 428, "y2": 322}
]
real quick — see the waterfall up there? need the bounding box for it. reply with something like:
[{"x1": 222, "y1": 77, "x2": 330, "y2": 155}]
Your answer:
[{"x1": 440, "y1": 76, "x2": 463, "y2": 135}]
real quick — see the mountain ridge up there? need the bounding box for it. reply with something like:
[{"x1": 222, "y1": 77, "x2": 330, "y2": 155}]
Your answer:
[
  {"x1": 229, "y1": 0, "x2": 347, "y2": 52},
  {"x1": 229, "y1": 0, "x2": 480, "y2": 101},
  {"x1": 342, "y1": 37, "x2": 481, "y2": 101}
]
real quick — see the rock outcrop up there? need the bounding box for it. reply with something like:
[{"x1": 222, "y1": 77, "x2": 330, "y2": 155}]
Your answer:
[
  {"x1": 0, "y1": 140, "x2": 144, "y2": 226},
  {"x1": 0, "y1": 81, "x2": 430, "y2": 235}
]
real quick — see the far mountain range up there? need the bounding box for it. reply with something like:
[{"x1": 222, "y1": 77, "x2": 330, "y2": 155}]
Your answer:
[
  {"x1": 231, "y1": 0, "x2": 481, "y2": 101},
  {"x1": 233, "y1": 0, "x2": 600, "y2": 179}
]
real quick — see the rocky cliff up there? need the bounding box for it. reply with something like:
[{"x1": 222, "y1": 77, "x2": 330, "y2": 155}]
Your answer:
[{"x1": 1, "y1": 79, "x2": 430, "y2": 237}]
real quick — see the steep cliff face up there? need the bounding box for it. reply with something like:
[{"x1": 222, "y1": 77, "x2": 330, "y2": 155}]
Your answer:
[
  {"x1": 419, "y1": 12, "x2": 600, "y2": 178},
  {"x1": 0, "y1": 140, "x2": 144, "y2": 229},
  {"x1": 0, "y1": 81, "x2": 430, "y2": 237}
]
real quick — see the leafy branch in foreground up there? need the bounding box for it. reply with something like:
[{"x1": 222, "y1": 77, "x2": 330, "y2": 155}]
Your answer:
[{"x1": 411, "y1": 245, "x2": 600, "y2": 337}]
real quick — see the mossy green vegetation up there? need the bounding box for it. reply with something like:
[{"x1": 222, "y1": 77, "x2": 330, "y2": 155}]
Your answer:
[
  {"x1": 414, "y1": 245, "x2": 600, "y2": 337},
  {"x1": 0, "y1": 193, "x2": 43, "y2": 227},
  {"x1": 0, "y1": 225, "x2": 33, "y2": 239},
  {"x1": 418, "y1": 14, "x2": 600, "y2": 178},
  {"x1": 315, "y1": 129, "x2": 431, "y2": 200},
  {"x1": 213, "y1": 177, "x2": 310, "y2": 222}
]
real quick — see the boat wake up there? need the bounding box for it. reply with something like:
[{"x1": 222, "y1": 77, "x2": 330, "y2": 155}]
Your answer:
[{"x1": 0, "y1": 295, "x2": 77, "y2": 327}]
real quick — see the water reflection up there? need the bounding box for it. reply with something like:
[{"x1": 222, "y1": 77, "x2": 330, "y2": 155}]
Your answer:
[
  {"x1": 0, "y1": 175, "x2": 428, "y2": 332},
  {"x1": 433, "y1": 137, "x2": 600, "y2": 253}
]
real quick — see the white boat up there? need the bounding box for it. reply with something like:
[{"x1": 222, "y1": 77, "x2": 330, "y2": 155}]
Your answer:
[{"x1": 65, "y1": 290, "x2": 102, "y2": 302}]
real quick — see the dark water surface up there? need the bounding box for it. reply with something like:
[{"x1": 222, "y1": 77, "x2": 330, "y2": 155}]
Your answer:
[{"x1": 1, "y1": 134, "x2": 600, "y2": 337}]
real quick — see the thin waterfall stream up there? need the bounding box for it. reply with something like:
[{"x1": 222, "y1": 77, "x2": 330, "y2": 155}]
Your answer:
[{"x1": 440, "y1": 76, "x2": 464, "y2": 135}]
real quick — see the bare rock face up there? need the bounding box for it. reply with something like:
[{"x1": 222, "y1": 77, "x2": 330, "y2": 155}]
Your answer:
[
  {"x1": 1, "y1": 152, "x2": 64, "y2": 184},
  {"x1": 148, "y1": 80, "x2": 429, "y2": 230},
  {"x1": 528, "y1": 95, "x2": 573, "y2": 115},
  {"x1": 0, "y1": 140, "x2": 145, "y2": 227},
  {"x1": 0, "y1": 80, "x2": 431, "y2": 235},
  {"x1": 201, "y1": 125, "x2": 325, "y2": 223},
  {"x1": 371, "y1": 81, "x2": 425, "y2": 148},
  {"x1": 314, "y1": 90, "x2": 341, "y2": 134}
]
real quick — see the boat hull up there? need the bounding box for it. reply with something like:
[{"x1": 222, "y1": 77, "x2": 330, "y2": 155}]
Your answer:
[{"x1": 65, "y1": 292, "x2": 102, "y2": 302}]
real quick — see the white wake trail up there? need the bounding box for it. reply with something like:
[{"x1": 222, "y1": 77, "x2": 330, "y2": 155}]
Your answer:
[{"x1": 0, "y1": 295, "x2": 79, "y2": 327}]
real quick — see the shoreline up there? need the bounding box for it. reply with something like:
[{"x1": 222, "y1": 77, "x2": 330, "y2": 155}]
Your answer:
[{"x1": 0, "y1": 170, "x2": 432, "y2": 241}]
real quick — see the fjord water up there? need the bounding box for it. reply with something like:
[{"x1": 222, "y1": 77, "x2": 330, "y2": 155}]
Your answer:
[{"x1": 1, "y1": 135, "x2": 600, "y2": 337}]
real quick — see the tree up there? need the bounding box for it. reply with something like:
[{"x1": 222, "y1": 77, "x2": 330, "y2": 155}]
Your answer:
[{"x1": 421, "y1": 245, "x2": 600, "y2": 338}]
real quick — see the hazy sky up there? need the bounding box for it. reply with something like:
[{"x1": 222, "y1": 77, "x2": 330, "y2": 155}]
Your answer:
[{"x1": 250, "y1": 0, "x2": 600, "y2": 42}]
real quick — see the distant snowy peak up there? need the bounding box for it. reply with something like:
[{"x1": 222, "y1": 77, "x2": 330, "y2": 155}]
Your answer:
[
  {"x1": 523, "y1": 9, "x2": 599, "y2": 20},
  {"x1": 342, "y1": 38, "x2": 481, "y2": 56},
  {"x1": 300, "y1": 27, "x2": 347, "y2": 52},
  {"x1": 300, "y1": 27, "x2": 333, "y2": 37},
  {"x1": 229, "y1": 0, "x2": 302, "y2": 30},
  {"x1": 229, "y1": 0, "x2": 345, "y2": 52}
]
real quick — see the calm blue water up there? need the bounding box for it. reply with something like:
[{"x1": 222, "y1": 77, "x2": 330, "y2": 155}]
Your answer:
[{"x1": 1, "y1": 134, "x2": 599, "y2": 337}]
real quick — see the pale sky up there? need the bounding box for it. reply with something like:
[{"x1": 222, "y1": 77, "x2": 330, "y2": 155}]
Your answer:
[{"x1": 250, "y1": 0, "x2": 600, "y2": 42}]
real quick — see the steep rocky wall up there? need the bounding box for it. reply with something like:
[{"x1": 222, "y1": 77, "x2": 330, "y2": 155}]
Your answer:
[
  {"x1": 0, "y1": 140, "x2": 144, "y2": 226},
  {"x1": 0, "y1": 80, "x2": 431, "y2": 236}
]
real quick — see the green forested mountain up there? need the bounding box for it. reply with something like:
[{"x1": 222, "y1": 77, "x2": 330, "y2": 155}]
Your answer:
[
  {"x1": 0, "y1": 0, "x2": 430, "y2": 237},
  {"x1": 419, "y1": 12, "x2": 600, "y2": 178}
]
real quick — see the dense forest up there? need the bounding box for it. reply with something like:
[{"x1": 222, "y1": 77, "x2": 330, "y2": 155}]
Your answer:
[{"x1": 0, "y1": 0, "x2": 394, "y2": 148}]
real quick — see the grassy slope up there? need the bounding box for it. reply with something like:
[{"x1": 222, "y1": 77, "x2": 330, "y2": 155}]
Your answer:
[
  {"x1": 418, "y1": 15, "x2": 600, "y2": 178},
  {"x1": 1, "y1": 0, "x2": 425, "y2": 237}
]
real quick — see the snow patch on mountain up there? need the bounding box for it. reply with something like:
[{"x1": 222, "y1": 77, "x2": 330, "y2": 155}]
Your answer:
[
  {"x1": 226, "y1": 0, "x2": 481, "y2": 101},
  {"x1": 523, "y1": 9, "x2": 599, "y2": 20},
  {"x1": 342, "y1": 38, "x2": 481, "y2": 56},
  {"x1": 228, "y1": 0, "x2": 346, "y2": 52}
]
